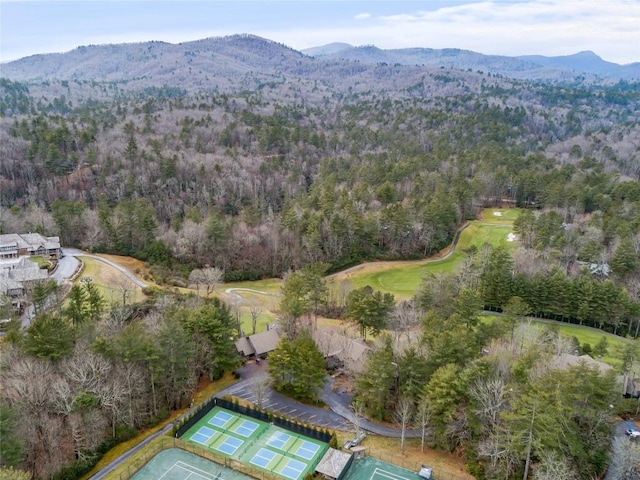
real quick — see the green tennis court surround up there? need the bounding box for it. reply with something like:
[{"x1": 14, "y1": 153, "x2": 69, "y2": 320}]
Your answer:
[
  {"x1": 130, "y1": 448, "x2": 255, "y2": 480},
  {"x1": 341, "y1": 457, "x2": 424, "y2": 480},
  {"x1": 181, "y1": 406, "x2": 328, "y2": 480}
]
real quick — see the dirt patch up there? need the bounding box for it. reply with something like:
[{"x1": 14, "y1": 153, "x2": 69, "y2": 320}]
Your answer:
[{"x1": 332, "y1": 374, "x2": 356, "y2": 395}]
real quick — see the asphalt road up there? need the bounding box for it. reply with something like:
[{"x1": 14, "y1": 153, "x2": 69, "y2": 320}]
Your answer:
[
  {"x1": 63, "y1": 249, "x2": 147, "y2": 288},
  {"x1": 604, "y1": 420, "x2": 640, "y2": 480}
]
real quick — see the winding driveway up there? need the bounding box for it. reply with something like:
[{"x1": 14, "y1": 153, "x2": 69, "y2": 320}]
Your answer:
[{"x1": 63, "y1": 248, "x2": 147, "y2": 288}]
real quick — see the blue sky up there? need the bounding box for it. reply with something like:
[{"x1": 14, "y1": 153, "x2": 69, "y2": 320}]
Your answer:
[{"x1": 1, "y1": 1, "x2": 639, "y2": 64}]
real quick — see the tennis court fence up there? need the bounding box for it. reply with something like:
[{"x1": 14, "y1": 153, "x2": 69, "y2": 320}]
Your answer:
[
  {"x1": 216, "y1": 397, "x2": 332, "y2": 443},
  {"x1": 363, "y1": 448, "x2": 469, "y2": 480},
  {"x1": 110, "y1": 437, "x2": 287, "y2": 480}
]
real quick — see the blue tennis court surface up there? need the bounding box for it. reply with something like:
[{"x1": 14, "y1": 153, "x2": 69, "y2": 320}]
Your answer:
[
  {"x1": 235, "y1": 419, "x2": 259, "y2": 437},
  {"x1": 295, "y1": 441, "x2": 320, "y2": 460},
  {"x1": 250, "y1": 448, "x2": 277, "y2": 468},
  {"x1": 209, "y1": 411, "x2": 235, "y2": 428},
  {"x1": 281, "y1": 459, "x2": 307, "y2": 480},
  {"x1": 191, "y1": 426, "x2": 216, "y2": 445},
  {"x1": 267, "y1": 431, "x2": 291, "y2": 449},
  {"x1": 216, "y1": 436, "x2": 244, "y2": 455}
]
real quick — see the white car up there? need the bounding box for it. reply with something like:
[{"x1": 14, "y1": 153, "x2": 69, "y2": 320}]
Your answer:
[{"x1": 625, "y1": 428, "x2": 640, "y2": 438}]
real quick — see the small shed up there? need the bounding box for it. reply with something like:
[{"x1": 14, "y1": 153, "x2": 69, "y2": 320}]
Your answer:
[
  {"x1": 350, "y1": 446, "x2": 366, "y2": 459},
  {"x1": 315, "y1": 448, "x2": 353, "y2": 480}
]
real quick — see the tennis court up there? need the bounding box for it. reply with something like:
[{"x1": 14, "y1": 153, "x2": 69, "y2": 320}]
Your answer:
[
  {"x1": 266, "y1": 431, "x2": 294, "y2": 450},
  {"x1": 181, "y1": 407, "x2": 328, "y2": 480},
  {"x1": 294, "y1": 440, "x2": 320, "y2": 460},
  {"x1": 341, "y1": 456, "x2": 424, "y2": 480},
  {"x1": 233, "y1": 419, "x2": 260, "y2": 437},
  {"x1": 208, "y1": 410, "x2": 235, "y2": 428},
  {"x1": 190, "y1": 426, "x2": 218, "y2": 446},
  {"x1": 130, "y1": 448, "x2": 254, "y2": 480},
  {"x1": 249, "y1": 448, "x2": 309, "y2": 480}
]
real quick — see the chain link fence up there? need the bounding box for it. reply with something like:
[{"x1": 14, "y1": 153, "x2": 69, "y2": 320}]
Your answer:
[{"x1": 363, "y1": 447, "x2": 470, "y2": 480}]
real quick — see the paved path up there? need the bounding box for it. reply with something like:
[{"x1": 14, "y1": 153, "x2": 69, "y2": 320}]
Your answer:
[
  {"x1": 225, "y1": 287, "x2": 281, "y2": 306},
  {"x1": 219, "y1": 361, "x2": 420, "y2": 438},
  {"x1": 64, "y1": 248, "x2": 147, "y2": 288}
]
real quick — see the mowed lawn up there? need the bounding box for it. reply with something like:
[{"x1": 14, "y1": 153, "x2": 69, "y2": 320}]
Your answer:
[
  {"x1": 74, "y1": 256, "x2": 145, "y2": 304},
  {"x1": 331, "y1": 209, "x2": 519, "y2": 299}
]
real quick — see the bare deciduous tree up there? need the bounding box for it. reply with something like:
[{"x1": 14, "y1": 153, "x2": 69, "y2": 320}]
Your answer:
[
  {"x1": 415, "y1": 397, "x2": 432, "y2": 453},
  {"x1": 389, "y1": 300, "x2": 420, "y2": 347},
  {"x1": 608, "y1": 437, "x2": 640, "y2": 480},
  {"x1": 394, "y1": 396, "x2": 413, "y2": 454},
  {"x1": 468, "y1": 375, "x2": 507, "y2": 432},
  {"x1": 249, "y1": 304, "x2": 262, "y2": 335},
  {"x1": 113, "y1": 276, "x2": 136, "y2": 306},
  {"x1": 351, "y1": 399, "x2": 365, "y2": 439},
  {"x1": 532, "y1": 451, "x2": 579, "y2": 480},
  {"x1": 189, "y1": 267, "x2": 224, "y2": 297},
  {"x1": 252, "y1": 377, "x2": 271, "y2": 409}
]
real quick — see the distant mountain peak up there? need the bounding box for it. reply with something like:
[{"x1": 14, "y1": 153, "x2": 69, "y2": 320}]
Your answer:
[{"x1": 301, "y1": 42, "x2": 353, "y2": 57}]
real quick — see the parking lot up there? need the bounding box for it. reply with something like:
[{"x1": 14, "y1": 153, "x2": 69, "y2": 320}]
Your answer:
[{"x1": 228, "y1": 383, "x2": 350, "y2": 431}]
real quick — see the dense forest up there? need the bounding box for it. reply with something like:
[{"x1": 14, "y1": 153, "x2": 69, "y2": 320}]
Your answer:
[{"x1": 1, "y1": 35, "x2": 640, "y2": 479}]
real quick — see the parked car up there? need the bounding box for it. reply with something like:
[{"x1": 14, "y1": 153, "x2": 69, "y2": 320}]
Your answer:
[{"x1": 625, "y1": 428, "x2": 640, "y2": 438}]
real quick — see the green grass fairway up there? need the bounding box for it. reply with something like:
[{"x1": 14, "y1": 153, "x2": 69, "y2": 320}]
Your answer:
[
  {"x1": 238, "y1": 309, "x2": 276, "y2": 336},
  {"x1": 223, "y1": 278, "x2": 282, "y2": 293},
  {"x1": 481, "y1": 208, "x2": 522, "y2": 224},
  {"x1": 337, "y1": 216, "x2": 517, "y2": 299}
]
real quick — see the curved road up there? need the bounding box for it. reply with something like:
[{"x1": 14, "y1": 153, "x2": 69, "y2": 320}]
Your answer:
[
  {"x1": 225, "y1": 287, "x2": 282, "y2": 305},
  {"x1": 63, "y1": 248, "x2": 147, "y2": 288}
]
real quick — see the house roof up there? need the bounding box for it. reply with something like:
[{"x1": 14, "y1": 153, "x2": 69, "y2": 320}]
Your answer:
[
  {"x1": 8, "y1": 258, "x2": 48, "y2": 282},
  {"x1": 314, "y1": 448, "x2": 352, "y2": 479},
  {"x1": 0, "y1": 275, "x2": 24, "y2": 295},
  {"x1": 0, "y1": 233, "x2": 60, "y2": 252},
  {"x1": 249, "y1": 329, "x2": 281, "y2": 356},
  {"x1": 313, "y1": 328, "x2": 370, "y2": 372},
  {"x1": 235, "y1": 337, "x2": 255, "y2": 356},
  {"x1": 235, "y1": 328, "x2": 281, "y2": 357},
  {"x1": 551, "y1": 353, "x2": 613, "y2": 373}
]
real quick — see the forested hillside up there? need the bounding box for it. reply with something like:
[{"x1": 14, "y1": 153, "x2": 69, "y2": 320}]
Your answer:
[
  {"x1": 1, "y1": 35, "x2": 640, "y2": 480},
  {"x1": 1, "y1": 36, "x2": 639, "y2": 283}
]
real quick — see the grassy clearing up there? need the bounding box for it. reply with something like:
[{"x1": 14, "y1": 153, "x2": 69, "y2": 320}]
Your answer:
[
  {"x1": 74, "y1": 256, "x2": 145, "y2": 304},
  {"x1": 550, "y1": 323, "x2": 626, "y2": 367},
  {"x1": 223, "y1": 278, "x2": 282, "y2": 293},
  {"x1": 480, "y1": 207, "x2": 522, "y2": 224},
  {"x1": 237, "y1": 309, "x2": 276, "y2": 336}
]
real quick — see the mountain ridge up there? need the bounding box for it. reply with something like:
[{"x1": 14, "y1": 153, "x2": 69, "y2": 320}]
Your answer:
[
  {"x1": 303, "y1": 43, "x2": 640, "y2": 80},
  {"x1": 2, "y1": 34, "x2": 639, "y2": 89}
]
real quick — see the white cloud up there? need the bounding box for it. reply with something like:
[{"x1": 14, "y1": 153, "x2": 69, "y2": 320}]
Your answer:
[
  {"x1": 272, "y1": 0, "x2": 640, "y2": 64},
  {"x1": 354, "y1": 13, "x2": 371, "y2": 20},
  {"x1": 372, "y1": 0, "x2": 640, "y2": 63}
]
